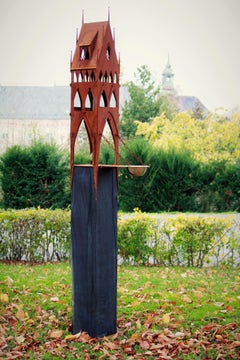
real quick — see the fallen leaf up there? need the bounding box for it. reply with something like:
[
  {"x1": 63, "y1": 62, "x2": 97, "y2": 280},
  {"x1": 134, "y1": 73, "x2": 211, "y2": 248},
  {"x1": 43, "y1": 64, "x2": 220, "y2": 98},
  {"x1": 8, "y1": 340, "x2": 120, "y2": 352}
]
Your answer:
[
  {"x1": 49, "y1": 330, "x2": 63, "y2": 339},
  {"x1": 104, "y1": 341, "x2": 119, "y2": 350},
  {"x1": 136, "y1": 319, "x2": 141, "y2": 329},
  {"x1": 162, "y1": 313, "x2": 170, "y2": 324},
  {"x1": 16, "y1": 309, "x2": 26, "y2": 320},
  {"x1": 0, "y1": 293, "x2": 9, "y2": 303},
  {"x1": 132, "y1": 300, "x2": 140, "y2": 307},
  {"x1": 50, "y1": 296, "x2": 59, "y2": 302},
  {"x1": 65, "y1": 334, "x2": 80, "y2": 341},
  {"x1": 175, "y1": 331, "x2": 185, "y2": 338},
  {"x1": 6, "y1": 276, "x2": 14, "y2": 286},
  {"x1": 182, "y1": 295, "x2": 192, "y2": 304},
  {"x1": 139, "y1": 340, "x2": 150, "y2": 350},
  {"x1": 16, "y1": 335, "x2": 25, "y2": 344}
]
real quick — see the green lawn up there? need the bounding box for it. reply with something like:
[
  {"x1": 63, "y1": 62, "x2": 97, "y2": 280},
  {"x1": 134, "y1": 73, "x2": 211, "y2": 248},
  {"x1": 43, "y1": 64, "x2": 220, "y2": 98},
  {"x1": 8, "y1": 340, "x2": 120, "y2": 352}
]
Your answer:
[{"x1": 0, "y1": 262, "x2": 239, "y2": 359}]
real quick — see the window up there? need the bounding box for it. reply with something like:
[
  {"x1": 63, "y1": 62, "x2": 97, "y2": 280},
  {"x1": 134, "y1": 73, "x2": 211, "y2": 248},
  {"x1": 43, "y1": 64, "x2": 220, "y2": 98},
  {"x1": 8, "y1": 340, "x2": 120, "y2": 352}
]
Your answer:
[
  {"x1": 80, "y1": 46, "x2": 90, "y2": 60},
  {"x1": 106, "y1": 46, "x2": 111, "y2": 60}
]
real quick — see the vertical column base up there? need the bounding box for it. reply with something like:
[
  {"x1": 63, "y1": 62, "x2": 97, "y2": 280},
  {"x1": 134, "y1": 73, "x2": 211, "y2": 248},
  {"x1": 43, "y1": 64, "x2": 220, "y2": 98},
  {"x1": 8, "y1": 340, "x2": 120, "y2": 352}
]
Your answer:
[{"x1": 71, "y1": 166, "x2": 117, "y2": 338}]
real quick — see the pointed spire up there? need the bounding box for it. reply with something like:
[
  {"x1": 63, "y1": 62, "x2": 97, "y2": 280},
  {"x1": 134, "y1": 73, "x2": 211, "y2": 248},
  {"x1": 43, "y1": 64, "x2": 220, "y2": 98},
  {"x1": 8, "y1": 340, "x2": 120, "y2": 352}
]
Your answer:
[
  {"x1": 76, "y1": 28, "x2": 78, "y2": 44},
  {"x1": 108, "y1": 6, "x2": 110, "y2": 23},
  {"x1": 82, "y1": 9, "x2": 84, "y2": 24}
]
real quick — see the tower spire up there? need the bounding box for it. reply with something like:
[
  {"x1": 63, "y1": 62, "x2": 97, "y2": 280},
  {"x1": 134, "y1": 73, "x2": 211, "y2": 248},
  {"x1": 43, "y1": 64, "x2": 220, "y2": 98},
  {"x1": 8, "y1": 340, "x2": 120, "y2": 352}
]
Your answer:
[
  {"x1": 82, "y1": 9, "x2": 84, "y2": 24},
  {"x1": 162, "y1": 55, "x2": 174, "y2": 94},
  {"x1": 108, "y1": 6, "x2": 110, "y2": 23}
]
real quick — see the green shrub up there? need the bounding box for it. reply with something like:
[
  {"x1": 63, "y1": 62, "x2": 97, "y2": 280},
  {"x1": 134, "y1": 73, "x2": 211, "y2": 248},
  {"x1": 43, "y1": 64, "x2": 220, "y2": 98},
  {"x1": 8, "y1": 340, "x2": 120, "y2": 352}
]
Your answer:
[
  {"x1": 0, "y1": 143, "x2": 70, "y2": 209},
  {"x1": 118, "y1": 208, "x2": 157, "y2": 264},
  {"x1": 0, "y1": 208, "x2": 238, "y2": 267},
  {"x1": 118, "y1": 212, "x2": 239, "y2": 267},
  {"x1": 118, "y1": 144, "x2": 202, "y2": 212},
  {"x1": 199, "y1": 160, "x2": 240, "y2": 212},
  {"x1": 0, "y1": 208, "x2": 70, "y2": 262}
]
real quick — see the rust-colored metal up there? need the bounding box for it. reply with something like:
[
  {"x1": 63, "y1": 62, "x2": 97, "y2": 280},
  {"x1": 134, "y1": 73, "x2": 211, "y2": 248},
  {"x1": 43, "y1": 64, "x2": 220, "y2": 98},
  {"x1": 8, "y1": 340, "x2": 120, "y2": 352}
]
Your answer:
[{"x1": 70, "y1": 16, "x2": 120, "y2": 192}]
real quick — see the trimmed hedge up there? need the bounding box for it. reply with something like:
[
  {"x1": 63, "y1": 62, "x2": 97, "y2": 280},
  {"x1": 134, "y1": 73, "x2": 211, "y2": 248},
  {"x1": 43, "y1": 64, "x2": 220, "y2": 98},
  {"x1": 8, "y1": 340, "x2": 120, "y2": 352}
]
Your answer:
[
  {"x1": 118, "y1": 210, "x2": 240, "y2": 267},
  {"x1": 0, "y1": 209, "x2": 70, "y2": 262},
  {"x1": 0, "y1": 209, "x2": 239, "y2": 267}
]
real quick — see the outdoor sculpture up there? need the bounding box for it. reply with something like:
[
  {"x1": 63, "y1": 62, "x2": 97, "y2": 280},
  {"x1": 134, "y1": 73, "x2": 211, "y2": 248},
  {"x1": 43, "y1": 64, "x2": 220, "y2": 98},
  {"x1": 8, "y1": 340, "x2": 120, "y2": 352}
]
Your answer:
[
  {"x1": 70, "y1": 12, "x2": 120, "y2": 192},
  {"x1": 70, "y1": 12, "x2": 120, "y2": 337}
]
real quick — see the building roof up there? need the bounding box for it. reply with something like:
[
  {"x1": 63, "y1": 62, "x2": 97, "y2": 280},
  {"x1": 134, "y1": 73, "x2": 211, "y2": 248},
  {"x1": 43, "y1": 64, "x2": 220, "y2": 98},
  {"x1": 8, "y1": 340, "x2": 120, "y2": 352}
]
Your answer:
[
  {"x1": 0, "y1": 86, "x2": 70, "y2": 119},
  {"x1": 173, "y1": 95, "x2": 208, "y2": 114},
  {"x1": 0, "y1": 86, "x2": 127, "y2": 120}
]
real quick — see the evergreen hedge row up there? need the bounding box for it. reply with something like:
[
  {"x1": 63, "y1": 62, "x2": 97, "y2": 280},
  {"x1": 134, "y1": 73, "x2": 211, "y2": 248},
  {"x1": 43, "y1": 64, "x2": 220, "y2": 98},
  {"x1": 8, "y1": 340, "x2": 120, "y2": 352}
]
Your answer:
[
  {"x1": 0, "y1": 209, "x2": 239, "y2": 267},
  {"x1": 119, "y1": 139, "x2": 240, "y2": 213},
  {"x1": 118, "y1": 210, "x2": 240, "y2": 267},
  {"x1": 0, "y1": 209, "x2": 70, "y2": 262},
  {"x1": 0, "y1": 141, "x2": 239, "y2": 212}
]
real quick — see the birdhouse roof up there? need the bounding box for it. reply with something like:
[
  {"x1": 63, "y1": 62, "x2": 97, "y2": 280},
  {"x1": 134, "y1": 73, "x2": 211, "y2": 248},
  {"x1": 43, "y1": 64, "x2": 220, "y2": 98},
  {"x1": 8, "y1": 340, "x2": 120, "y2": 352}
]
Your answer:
[{"x1": 71, "y1": 21, "x2": 117, "y2": 71}]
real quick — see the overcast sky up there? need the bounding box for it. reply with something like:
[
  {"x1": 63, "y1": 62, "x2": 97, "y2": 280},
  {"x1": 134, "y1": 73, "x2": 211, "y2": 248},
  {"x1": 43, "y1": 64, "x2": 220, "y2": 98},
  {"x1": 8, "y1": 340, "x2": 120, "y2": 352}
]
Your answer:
[{"x1": 0, "y1": 0, "x2": 239, "y2": 112}]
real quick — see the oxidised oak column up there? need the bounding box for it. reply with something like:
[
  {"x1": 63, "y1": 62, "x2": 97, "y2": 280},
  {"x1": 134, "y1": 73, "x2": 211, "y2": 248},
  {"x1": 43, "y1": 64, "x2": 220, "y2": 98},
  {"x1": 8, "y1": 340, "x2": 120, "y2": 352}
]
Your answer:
[{"x1": 71, "y1": 166, "x2": 117, "y2": 337}]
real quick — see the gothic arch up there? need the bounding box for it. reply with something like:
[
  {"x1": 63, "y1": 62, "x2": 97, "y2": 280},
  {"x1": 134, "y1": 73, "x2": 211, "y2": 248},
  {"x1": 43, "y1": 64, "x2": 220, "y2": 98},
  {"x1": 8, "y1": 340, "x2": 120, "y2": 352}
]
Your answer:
[
  {"x1": 100, "y1": 90, "x2": 108, "y2": 107},
  {"x1": 85, "y1": 89, "x2": 94, "y2": 110},
  {"x1": 74, "y1": 90, "x2": 82, "y2": 110}
]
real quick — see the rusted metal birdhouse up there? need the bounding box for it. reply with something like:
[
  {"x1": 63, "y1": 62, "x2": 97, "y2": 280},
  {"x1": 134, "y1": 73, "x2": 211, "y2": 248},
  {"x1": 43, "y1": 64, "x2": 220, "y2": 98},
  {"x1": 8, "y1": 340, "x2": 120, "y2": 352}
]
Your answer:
[
  {"x1": 70, "y1": 13, "x2": 120, "y2": 338},
  {"x1": 70, "y1": 14, "x2": 120, "y2": 191}
]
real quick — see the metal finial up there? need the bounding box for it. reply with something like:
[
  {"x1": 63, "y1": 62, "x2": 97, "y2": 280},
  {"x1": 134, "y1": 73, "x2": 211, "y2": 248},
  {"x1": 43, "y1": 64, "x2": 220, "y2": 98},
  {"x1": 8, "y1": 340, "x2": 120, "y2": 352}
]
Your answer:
[
  {"x1": 76, "y1": 28, "x2": 78, "y2": 44},
  {"x1": 82, "y1": 9, "x2": 84, "y2": 24},
  {"x1": 108, "y1": 6, "x2": 110, "y2": 23}
]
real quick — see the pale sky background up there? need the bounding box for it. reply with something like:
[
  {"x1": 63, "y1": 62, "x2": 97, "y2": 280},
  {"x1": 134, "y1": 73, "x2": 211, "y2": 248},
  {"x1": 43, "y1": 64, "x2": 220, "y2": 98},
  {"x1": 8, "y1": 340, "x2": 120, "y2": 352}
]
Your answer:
[{"x1": 0, "y1": 0, "x2": 239, "y2": 112}]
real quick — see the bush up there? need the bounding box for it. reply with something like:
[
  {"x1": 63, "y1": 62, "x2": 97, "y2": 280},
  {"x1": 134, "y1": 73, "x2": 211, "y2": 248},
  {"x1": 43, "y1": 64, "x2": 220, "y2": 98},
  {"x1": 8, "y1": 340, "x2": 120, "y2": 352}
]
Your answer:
[
  {"x1": 118, "y1": 212, "x2": 239, "y2": 267},
  {"x1": 119, "y1": 144, "x2": 202, "y2": 212},
  {"x1": 0, "y1": 143, "x2": 70, "y2": 209},
  {"x1": 0, "y1": 208, "x2": 70, "y2": 262},
  {"x1": 0, "y1": 209, "x2": 238, "y2": 267},
  {"x1": 118, "y1": 208, "x2": 157, "y2": 264},
  {"x1": 198, "y1": 160, "x2": 240, "y2": 212}
]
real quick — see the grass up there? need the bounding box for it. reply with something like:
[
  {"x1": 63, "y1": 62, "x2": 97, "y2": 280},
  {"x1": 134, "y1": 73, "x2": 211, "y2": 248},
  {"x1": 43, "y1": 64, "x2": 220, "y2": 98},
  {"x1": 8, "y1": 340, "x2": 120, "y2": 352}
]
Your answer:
[{"x1": 0, "y1": 262, "x2": 239, "y2": 359}]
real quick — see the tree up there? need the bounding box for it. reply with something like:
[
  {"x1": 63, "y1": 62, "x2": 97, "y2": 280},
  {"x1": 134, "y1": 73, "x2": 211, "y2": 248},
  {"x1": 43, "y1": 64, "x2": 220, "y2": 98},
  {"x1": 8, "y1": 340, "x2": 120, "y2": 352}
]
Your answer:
[
  {"x1": 136, "y1": 111, "x2": 240, "y2": 163},
  {"x1": 0, "y1": 142, "x2": 70, "y2": 209},
  {"x1": 120, "y1": 65, "x2": 175, "y2": 137}
]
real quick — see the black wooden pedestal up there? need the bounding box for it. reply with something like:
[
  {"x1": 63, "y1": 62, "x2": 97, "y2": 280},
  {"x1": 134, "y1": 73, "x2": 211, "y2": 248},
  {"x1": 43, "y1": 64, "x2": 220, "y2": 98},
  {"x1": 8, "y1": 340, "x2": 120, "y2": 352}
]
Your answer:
[{"x1": 71, "y1": 166, "x2": 117, "y2": 338}]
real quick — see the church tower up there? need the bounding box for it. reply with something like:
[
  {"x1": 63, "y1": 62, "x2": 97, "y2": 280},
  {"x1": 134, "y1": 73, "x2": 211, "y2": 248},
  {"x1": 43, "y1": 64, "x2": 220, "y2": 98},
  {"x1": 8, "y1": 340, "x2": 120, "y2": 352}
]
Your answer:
[{"x1": 162, "y1": 55, "x2": 175, "y2": 94}]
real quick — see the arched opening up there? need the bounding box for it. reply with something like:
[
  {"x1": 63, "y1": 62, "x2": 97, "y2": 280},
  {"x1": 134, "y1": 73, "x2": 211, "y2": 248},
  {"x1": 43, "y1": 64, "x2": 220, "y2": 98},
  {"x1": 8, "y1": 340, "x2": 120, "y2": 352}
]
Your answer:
[
  {"x1": 80, "y1": 46, "x2": 89, "y2": 60},
  {"x1": 114, "y1": 73, "x2": 118, "y2": 83},
  {"x1": 79, "y1": 72, "x2": 84, "y2": 82},
  {"x1": 100, "y1": 90, "x2": 107, "y2": 107},
  {"x1": 104, "y1": 72, "x2": 108, "y2": 82},
  {"x1": 85, "y1": 90, "x2": 94, "y2": 110},
  {"x1": 90, "y1": 71, "x2": 95, "y2": 82},
  {"x1": 110, "y1": 91, "x2": 117, "y2": 107},
  {"x1": 74, "y1": 91, "x2": 82, "y2": 110},
  {"x1": 74, "y1": 119, "x2": 92, "y2": 164},
  {"x1": 73, "y1": 72, "x2": 78, "y2": 83},
  {"x1": 106, "y1": 46, "x2": 111, "y2": 60},
  {"x1": 100, "y1": 120, "x2": 115, "y2": 164}
]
